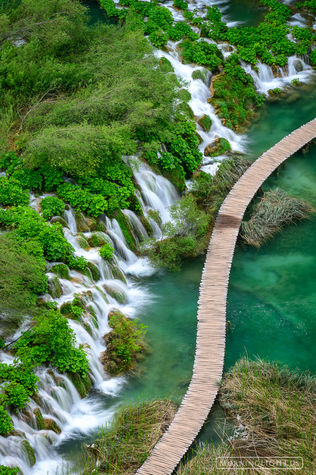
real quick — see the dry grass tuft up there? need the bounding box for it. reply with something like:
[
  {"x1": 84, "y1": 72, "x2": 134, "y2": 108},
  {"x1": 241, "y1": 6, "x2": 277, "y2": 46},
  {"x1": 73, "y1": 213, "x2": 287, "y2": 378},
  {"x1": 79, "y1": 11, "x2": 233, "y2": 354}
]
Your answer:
[{"x1": 240, "y1": 188, "x2": 315, "y2": 247}]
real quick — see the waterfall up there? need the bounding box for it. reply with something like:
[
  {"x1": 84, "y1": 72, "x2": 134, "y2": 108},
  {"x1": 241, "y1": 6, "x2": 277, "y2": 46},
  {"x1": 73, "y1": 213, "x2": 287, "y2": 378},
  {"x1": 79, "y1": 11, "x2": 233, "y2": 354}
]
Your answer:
[{"x1": 0, "y1": 159, "x2": 177, "y2": 473}]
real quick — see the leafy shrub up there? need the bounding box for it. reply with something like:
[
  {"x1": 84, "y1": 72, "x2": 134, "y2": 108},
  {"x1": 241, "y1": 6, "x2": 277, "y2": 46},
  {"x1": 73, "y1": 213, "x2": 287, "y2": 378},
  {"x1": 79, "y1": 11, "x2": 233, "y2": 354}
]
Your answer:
[
  {"x1": 180, "y1": 39, "x2": 223, "y2": 71},
  {"x1": 41, "y1": 196, "x2": 65, "y2": 220},
  {"x1": 173, "y1": 0, "x2": 188, "y2": 10},
  {"x1": 0, "y1": 406, "x2": 13, "y2": 436},
  {"x1": 0, "y1": 232, "x2": 48, "y2": 329},
  {"x1": 0, "y1": 177, "x2": 29, "y2": 206},
  {"x1": 0, "y1": 466, "x2": 19, "y2": 475},
  {"x1": 14, "y1": 309, "x2": 89, "y2": 377},
  {"x1": 100, "y1": 243, "x2": 115, "y2": 260}
]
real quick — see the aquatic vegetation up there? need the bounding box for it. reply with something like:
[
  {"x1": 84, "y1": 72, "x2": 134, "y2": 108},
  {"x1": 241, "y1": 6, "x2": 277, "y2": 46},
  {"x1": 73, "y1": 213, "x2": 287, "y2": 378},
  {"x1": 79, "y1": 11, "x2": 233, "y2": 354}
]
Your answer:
[
  {"x1": 82, "y1": 400, "x2": 176, "y2": 474},
  {"x1": 178, "y1": 359, "x2": 316, "y2": 474},
  {"x1": 240, "y1": 188, "x2": 315, "y2": 247},
  {"x1": 101, "y1": 310, "x2": 147, "y2": 375}
]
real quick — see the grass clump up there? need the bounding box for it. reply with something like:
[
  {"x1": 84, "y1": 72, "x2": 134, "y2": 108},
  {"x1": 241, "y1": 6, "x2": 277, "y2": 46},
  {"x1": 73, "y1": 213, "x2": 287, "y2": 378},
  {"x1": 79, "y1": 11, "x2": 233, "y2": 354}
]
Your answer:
[
  {"x1": 83, "y1": 400, "x2": 176, "y2": 474},
  {"x1": 99, "y1": 243, "x2": 115, "y2": 260},
  {"x1": 101, "y1": 310, "x2": 147, "y2": 375},
  {"x1": 240, "y1": 188, "x2": 315, "y2": 247},
  {"x1": 178, "y1": 358, "x2": 316, "y2": 474}
]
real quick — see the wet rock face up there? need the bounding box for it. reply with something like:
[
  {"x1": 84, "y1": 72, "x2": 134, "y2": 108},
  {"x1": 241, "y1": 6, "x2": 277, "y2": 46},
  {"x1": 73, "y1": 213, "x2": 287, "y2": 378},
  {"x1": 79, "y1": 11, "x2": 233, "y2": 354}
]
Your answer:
[{"x1": 48, "y1": 276, "x2": 62, "y2": 298}]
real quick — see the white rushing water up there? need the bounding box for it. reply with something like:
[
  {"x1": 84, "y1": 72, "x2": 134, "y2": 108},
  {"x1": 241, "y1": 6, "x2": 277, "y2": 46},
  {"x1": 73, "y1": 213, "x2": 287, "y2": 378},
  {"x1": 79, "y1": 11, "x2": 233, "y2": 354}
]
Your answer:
[{"x1": 1, "y1": 0, "x2": 315, "y2": 472}]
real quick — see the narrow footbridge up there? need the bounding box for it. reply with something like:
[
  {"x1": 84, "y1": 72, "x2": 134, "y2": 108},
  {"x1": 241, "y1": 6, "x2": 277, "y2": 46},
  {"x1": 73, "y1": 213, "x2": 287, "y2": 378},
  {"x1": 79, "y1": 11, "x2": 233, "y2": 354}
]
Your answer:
[{"x1": 137, "y1": 119, "x2": 316, "y2": 475}]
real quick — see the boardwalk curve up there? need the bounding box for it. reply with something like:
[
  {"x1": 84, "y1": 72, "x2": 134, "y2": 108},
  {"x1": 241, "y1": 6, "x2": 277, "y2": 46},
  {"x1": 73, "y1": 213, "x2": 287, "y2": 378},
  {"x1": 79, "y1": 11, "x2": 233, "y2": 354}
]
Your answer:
[{"x1": 137, "y1": 119, "x2": 316, "y2": 475}]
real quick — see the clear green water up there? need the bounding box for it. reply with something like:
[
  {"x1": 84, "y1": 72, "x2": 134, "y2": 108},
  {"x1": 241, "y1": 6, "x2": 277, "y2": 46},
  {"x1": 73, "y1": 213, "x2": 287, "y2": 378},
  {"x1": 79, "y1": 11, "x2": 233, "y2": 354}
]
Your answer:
[{"x1": 225, "y1": 0, "x2": 267, "y2": 26}]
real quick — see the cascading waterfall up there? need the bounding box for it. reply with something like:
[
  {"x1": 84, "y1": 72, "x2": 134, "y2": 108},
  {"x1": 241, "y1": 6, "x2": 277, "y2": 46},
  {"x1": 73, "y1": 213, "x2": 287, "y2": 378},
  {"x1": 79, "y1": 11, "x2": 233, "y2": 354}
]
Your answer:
[{"x1": 0, "y1": 157, "x2": 179, "y2": 474}]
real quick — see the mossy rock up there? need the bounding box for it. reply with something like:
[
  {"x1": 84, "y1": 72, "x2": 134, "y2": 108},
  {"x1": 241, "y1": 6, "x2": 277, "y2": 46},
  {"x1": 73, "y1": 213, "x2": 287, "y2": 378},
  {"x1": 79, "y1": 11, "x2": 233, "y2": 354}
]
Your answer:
[
  {"x1": 50, "y1": 263, "x2": 70, "y2": 280},
  {"x1": 204, "y1": 137, "x2": 231, "y2": 157},
  {"x1": 140, "y1": 216, "x2": 153, "y2": 237},
  {"x1": 50, "y1": 216, "x2": 69, "y2": 228},
  {"x1": 198, "y1": 114, "x2": 212, "y2": 132},
  {"x1": 68, "y1": 372, "x2": 92, "y2": 398},
  {"x1": 60, "y1": 301, "x2": 72, "y2": 315},
  {"x1": 87, "y1": 305, "x2": 99, "y2": 329},
  {"x1": 86, "y1": 218, "x2": 97, "y2": 231},
  {"x1": 77, "y1": 235, "x2": 90, "y2": 250},
  {"x1": 103, "y1": 284, "x2": 127, "y2": 304},
  {"x1": 87, "y1": 261, "x2": 101, "y2": 281},
  {"x1": 88, "y1": 232, "x2": 109, "y2": 247},
  {"x1": 162, "y1": 168, "x2": 185, "y2": 192},
  {"x1": 192, "y1": 68, "x2": 209, "y2": 83},
  {"x1": 159, "y1": 56, "x2": 174, "y2": 73},
  {"x1": 75, "y1": 211, "x2": 90, "y2": 232},
  {"x1": 48, "y1": 276, "x2": 62, "y2": 299},
  {"x1": 112, "y1": 210, "x2": 137, "y2": 252},
  {"x1": 110, "y1": 263, "x2": 127, "y2": 283},
  {"x1": 21, "y1": 439, "x2": 36, "y2": 466},
  {"x1": 44, "y1": 418, "x2": 61, "y2": 434},
  {"x1": 33, "y1": 408, "x2": 45, "y2": 430}
]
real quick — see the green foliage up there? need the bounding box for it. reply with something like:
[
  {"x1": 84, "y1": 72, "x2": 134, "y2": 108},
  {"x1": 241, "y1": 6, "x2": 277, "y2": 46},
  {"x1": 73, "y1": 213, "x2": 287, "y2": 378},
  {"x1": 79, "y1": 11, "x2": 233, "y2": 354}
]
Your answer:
[
  {"x1": 41, "y1": 196, "x2": 65, "y2": 220},
  {"x1": 0, "y1": 232, "x2": 48, "y2": 330},
  {"x1": 173, "y1": 0, "x2": 188, "y2": 10},
  {"x1": 100, "y1": 243, "x2": 115, "y2": 260},
  {"x1": 0, "y1": 206, "x2": 86, "y2": 268},
  {"x1": 0, "y1": 406, "x2": 13, "y2": 436},
  {"x1": 14, "y1": 308, "x2": 89, "y2": 377},
  {"x1": 57, "y1": 183, "x2": 108, "y2": 218},
  {"x1": 0, "y1": 466, "x2": 19, "y2": 475},
  {"x1": 103, "y1": 310, "x2": 147, "y2": 374},
  {"x1": 0, "y1": 361, "x2": 39, "y2": 435},
  {"x1": 180, "y1": 39, "x2": 223, "y2": 71},
  {"x1": 0, "y1": 177, "x2": 29, "y2": 206},
  {"x1": 211, "y1": 55, "x2": 265, "y2": 130}
]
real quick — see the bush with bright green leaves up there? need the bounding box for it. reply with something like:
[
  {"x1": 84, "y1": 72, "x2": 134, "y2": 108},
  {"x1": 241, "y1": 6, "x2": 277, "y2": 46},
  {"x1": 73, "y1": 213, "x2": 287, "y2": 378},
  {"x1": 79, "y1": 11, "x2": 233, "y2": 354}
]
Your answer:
[
  {"x1": 14, "y1": 308, "x2": 89, "y2": 377},
  {"x1": 0, "y1": 177, "x2": 29, "y2": 206},
  {"x1": 0, "y1": 206, "x2": 87, "y2": 269},
  {"x1": 180, "y1": 40, "x2": 223, "y2": 71},
  {"x1": 100, "y1": 243, "x2": 115, "y2": 260},
  {"x1": 173, "y1": 0, "x2": 188, "y2": 10},
  {"x1": 0, "y1": 466, "x2": 19, "y2": 474},
  {"x1": 41, "y1": 196, "x2": 65, "y2": 220}
]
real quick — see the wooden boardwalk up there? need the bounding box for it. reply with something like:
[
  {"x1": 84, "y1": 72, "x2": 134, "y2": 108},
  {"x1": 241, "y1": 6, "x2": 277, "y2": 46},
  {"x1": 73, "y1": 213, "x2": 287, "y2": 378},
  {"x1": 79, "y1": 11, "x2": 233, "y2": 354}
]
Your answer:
[{"x1": 136, "y1": 119, "x2": 316, "y2": 475}]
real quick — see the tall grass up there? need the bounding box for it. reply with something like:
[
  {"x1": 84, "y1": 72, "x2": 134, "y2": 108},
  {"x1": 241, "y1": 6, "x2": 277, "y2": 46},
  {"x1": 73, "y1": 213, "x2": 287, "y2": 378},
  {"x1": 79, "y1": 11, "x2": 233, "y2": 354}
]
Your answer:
[
  {"x1": 82, "y1": 399, "x2": 176, "y2": 474},
  {"x1": 178, "y1": 358, "x2": 316, "y2": 474},
  {"x1": 241, "y1": 188, "x2": 315, "y2": 247}
]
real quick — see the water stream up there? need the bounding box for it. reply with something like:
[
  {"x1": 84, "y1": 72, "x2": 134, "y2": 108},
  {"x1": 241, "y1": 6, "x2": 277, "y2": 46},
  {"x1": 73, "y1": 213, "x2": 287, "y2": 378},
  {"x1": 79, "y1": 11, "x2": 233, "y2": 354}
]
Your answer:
[{"x1": 1, "y1": 0, "x2": 315, "y2": 472}]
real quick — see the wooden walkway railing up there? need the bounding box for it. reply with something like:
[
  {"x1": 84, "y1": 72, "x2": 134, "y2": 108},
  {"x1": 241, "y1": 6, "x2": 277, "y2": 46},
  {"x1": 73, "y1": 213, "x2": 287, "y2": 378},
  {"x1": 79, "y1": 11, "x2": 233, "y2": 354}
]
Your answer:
[{"x1": 136, "y1": 118, "x2": 316, "y2": 475}]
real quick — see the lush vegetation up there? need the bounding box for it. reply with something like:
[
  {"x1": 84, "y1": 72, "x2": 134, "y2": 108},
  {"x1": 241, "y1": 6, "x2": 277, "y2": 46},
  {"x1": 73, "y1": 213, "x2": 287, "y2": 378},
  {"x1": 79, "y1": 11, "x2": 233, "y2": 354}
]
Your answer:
[
  {"x1": 82, "y1": 400, "x2": 176, "y2": 474},
  {"x1": 101, "y1": 310, "x2": 147, "y2": 375},
  {"x1": 0, "y1": 232, "x2": 48, "y2": 334},
  {"x1": 241, "y1": 187, "x2": 315, "y2": 247},
  {"x1": 0, "y1": 306, "x2": 89, "y2": 435}
]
